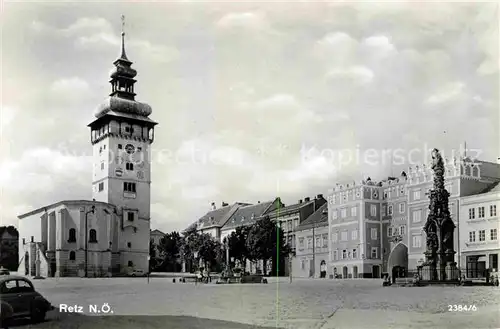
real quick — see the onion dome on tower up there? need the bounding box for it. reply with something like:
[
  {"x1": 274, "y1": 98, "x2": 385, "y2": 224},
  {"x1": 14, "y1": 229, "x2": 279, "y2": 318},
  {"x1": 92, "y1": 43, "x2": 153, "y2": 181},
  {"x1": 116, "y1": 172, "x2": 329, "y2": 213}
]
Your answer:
[{"x1": 94, "y1": 15, "x2": 152, "y2": 119}]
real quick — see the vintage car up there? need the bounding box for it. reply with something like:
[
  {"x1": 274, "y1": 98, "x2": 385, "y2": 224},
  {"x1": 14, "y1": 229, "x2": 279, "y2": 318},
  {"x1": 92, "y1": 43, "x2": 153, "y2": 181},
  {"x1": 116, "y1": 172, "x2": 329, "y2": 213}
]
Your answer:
[{"x1": 0, "y1": 275, "x2": 54, "y2": 327}]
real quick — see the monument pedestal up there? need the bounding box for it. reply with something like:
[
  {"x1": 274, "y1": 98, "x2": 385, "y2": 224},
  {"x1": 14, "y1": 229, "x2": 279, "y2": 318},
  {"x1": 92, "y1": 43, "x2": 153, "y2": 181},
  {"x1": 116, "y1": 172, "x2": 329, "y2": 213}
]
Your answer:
[
  {"x1": 419, "y1": 264, "x2": 436, "y2": 281},
  {"x1": 445, "y1": 262, "x2": 459, "y2": 281}
]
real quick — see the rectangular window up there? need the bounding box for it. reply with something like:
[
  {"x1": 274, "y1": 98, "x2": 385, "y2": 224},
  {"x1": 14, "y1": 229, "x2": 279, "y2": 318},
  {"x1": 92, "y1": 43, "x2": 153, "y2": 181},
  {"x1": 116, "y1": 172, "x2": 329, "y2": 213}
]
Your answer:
[
  {"x1": 332, "y1": 232, "x2": 338, "y2": 242},
  {"x1": 371, "y1": 228, "x2": 378, "y2": 240},
  {"x1": 333, "y1": 250, "x2": 338, "y2": 260},
  {"x1": 342, "y1": 250, "x2": 347, "y2": 259},
  {"x1": 126, "y1": 163, "x2": 134, "y2": 171},
  {"x1": 332, "y1": 211, "x2": 338, "y2": 220},
  {"x1": 412, "y1": 235, "x2": 422, "y2": 248},
  {"x1": 351, "y1": 207, "x2": 357, "y2": 217},
  {"x1": 469, "y1": 208, "x2": 475, "y2": 219},
  {"x1": 98, "y1": 182, "x2": 104, "y2": 192},
  {"x1": 413, "y1": 190, "x2": 421, "y2": 200},
  {"x1": 400, "y1": 187, "x2": 405, "y2": 195},
  {"x1": 322, "y1": 234, "x2": 328, "y2": 247},
  {"x1": 315, "y1": 236, "x2": 321, "y2": 248},
  {"x1": 412, "y1": 210, "x2": 422, "y2": 223},
  {"x1": 341, "y1": 231, "x2": 348, "y2": 241},
  {"x1": 383, "y1": 191, "x2": 388, "y2": 199},
  {"x1": 478, "y1": 207, "x2": 485, "y2": 218},
  {"x1": 370, "y1": 205, "x2": 377, "y2": 217},
  {"x1": 449, "y1": 202, "x2": 454, "y2": 214},
  {"x1": 127, "y1": 242, "x2": 132, "y2": 248},
  {"x1": 479, "y1": 230, "x2": 486, "y2": 241},
  {"x1": 137, "y1": 147, "x2": 142, "y2": 152},
  {"x1": 469, "y1": 231, "x2": 476, "y2": 242},
  {"x1": 307, "y1": 237, "x2": 313, "y2": 249},
  {"x1": 490, "y1": 205, "x2": 497, "y2": 217},
  {"x1": 101, "y1": 162, "x2": 104, "y2": 170},
  {"x1": 123, "y1": 182, "x2": 136, "y2": 193},
  {"x1": 352, "y1": 249, "x2": 357, "y2": 259},
  {"x1": 351, "y1": 230, "x2": 358, "y2": 240},
  {"x1": 382, "y1": 205, "x2": 387, "y2": 216},
  {"x1": 127, "y1": 212, "x2": 134, "y2": 222},
  {"x1": 118, "y1": 144, "x2": 123, "y2": 149},
  {"x1": 388, "y1": 227, "x2": 393, "y2": 237},
  {"x1": 399, "y1": 203, "x2": 405, "y2": 214},
  {"x1": 288, "y1": 221, "x2": 292, "y2": 232},
  {"x1": 371, "y1": 247, "x2": 378, "y2": 259},
  {"x1": 388, "y1": 205, "x2": 393, "y2": 216},
  {"x1": 399, "y1": 225, "x2": 406, "y2": 235},
  {"x1": 491, "y1": 229, "x2": 498, "y2": 240},
  {"x1": 299, "y1": 238, "x2": 304, "y2": 249},
  {"x1": 341, "y1": 208, "x2": 347, "y2": 218}
]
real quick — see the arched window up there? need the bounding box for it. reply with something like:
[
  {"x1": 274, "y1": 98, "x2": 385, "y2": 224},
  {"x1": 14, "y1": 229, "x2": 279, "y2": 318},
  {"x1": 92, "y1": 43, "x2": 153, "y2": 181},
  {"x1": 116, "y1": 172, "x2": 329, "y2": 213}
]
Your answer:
[
  {"x1": 128, "y1": 261, "x2": 133, "y2": 267},
  {"x1": 89, "y1": 229, "x2": 97, "y2": 243},
  {"x1": 68, "y1": 228, "x2": 76, "y2": 243},
  {"x1": 69, "y1": 251, "x2": 76, "y2": 261}
]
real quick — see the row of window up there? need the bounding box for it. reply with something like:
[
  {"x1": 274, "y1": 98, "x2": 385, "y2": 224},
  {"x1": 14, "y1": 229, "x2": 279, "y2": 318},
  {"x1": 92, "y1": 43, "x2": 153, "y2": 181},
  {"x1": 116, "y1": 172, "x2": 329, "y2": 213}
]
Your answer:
[
  {"x1": 388, "y1": 225, "x2": 406, "y2": 236},
  {"x1": 68, "y1": 228, "x2": 98, "y2": 243},
  {"x1": 468, "y1": 205, "x2": 497, "y2": 220},
  {"x1": 382, "y1": 203, "x2": 406, "y2": 216},
  {"x1": 298, "y1": 234, "x2": 329, "y2": 250},
  {"x1": 99, "y1": 144, "x2": 143, "y2": 154},
  {"x1": 383, "y1": 187, "x2": 406, "y2": 199},
  {"x1": 332, "y1": 247, "x2": 378, "y2": 260},
  {"x1": 332, "y1": 228, "x2": 379, "y2": 242},
  {"x1": 468, "y1": 229, "x2": 497, "y2": 242}
]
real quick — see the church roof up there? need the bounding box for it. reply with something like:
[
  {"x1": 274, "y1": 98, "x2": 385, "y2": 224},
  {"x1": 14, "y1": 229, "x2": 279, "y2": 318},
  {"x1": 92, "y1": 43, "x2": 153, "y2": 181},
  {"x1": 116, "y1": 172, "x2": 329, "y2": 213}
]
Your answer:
[
  {"x1": 18, "y1": 200, "x2": 116, "y2": 219},
  {"x1": 194, "y1": 203, "x2": 249, "y2": 231}
]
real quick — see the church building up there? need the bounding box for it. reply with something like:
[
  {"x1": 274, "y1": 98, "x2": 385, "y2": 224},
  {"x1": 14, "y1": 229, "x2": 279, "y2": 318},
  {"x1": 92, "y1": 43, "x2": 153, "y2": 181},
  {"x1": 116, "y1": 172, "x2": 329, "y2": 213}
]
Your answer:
[{"x1": 17, "y1": 18, "x2": 157, "y2": 277}]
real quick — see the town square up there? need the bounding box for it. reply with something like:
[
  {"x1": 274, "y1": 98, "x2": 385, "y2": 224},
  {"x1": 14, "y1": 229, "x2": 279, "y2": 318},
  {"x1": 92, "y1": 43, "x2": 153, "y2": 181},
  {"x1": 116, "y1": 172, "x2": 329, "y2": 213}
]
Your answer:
[{"x1": 1, "y1": 1, "x2": 500, "y2": 328}]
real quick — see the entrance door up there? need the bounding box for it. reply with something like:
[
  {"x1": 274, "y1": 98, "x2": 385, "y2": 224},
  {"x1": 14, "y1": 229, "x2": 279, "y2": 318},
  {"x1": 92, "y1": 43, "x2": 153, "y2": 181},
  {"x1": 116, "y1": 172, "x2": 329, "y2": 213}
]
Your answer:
[
  {"x1": 309, "y1": 259, "x2": 314, "y2": 277},
  {"x1": 392, "y1": 266, "x2": 406, "y2": 279},
  {"x1": 342, "y1": 266, "x2": 348, "y2": 279},
  {"x1": 372, "y1": 265, "x2": 380, "y2": 278},
  {"x1": 353, "y1": 266, "x2": 358, "y2": 278}
]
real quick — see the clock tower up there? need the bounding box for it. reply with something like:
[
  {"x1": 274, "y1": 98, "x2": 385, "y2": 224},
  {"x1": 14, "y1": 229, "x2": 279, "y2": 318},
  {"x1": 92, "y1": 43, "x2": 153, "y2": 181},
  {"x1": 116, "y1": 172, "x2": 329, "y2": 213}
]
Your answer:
[{"x1": 88, "y1": 16, "x2": 157, "y2": 273}]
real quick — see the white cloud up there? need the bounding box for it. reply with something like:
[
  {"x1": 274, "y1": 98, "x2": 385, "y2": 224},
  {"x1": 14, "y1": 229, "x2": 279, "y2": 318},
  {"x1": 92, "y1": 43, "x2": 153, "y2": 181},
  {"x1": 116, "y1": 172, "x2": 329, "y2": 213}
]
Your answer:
[
  {"x1": 326, "y1": 66, "x2": 375, "y2": 85},
  {"x1": 1, "y1": 106, "x2": 16, "y2": 129},
  {"x1": 425, "y1": 82, "x2": 466, "y2": 105},
  {"x1": 216, "y1": 12, "x2": 267, "y2": 30},
  {"x1": 181, "y1": 185, "x2": 220, "y2": 200},
  {"x1": 50, "y1": 77, "x2": 90, "y2": 94}
]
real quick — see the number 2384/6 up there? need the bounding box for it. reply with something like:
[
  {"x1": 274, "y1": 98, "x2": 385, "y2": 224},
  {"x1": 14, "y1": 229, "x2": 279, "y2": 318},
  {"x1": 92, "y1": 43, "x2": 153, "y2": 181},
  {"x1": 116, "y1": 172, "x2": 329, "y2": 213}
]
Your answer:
[{"x1": 448, "y1": 305, "x2": 477, "y2": 312}]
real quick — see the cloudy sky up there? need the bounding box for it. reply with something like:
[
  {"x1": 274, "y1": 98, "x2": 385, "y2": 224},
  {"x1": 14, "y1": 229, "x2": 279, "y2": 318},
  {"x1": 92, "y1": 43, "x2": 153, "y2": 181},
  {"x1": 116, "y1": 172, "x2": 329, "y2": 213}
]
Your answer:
[{"x1": 1, "y1": 1, "x2": 499, "y2": 233}]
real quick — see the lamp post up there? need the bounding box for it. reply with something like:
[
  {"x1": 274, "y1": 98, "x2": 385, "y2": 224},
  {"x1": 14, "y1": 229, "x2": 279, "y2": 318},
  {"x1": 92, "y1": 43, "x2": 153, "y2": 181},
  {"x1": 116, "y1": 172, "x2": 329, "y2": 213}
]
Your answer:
[
  {"x1": 84, "y1": 204, "x2": 96, "y2": 278},
  {"x1": 193, "y1": 251, "x2": 199, "y2": 285},
  {"x1": 225, "y1": 239, "x2": 230, "y2": 271}
]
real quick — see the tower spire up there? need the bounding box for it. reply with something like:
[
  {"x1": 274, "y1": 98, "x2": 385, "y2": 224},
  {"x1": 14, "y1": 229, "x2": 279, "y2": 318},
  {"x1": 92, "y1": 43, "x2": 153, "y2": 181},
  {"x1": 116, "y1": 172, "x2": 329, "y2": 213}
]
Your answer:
[{"x1": 120, "y1": 15, "x2": 128, "y2": 60}]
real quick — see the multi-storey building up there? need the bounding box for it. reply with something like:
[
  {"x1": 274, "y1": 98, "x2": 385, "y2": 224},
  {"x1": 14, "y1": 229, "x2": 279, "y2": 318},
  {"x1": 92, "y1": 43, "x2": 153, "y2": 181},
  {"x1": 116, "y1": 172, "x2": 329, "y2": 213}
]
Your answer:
[
  {"x1": 293, "y1": 203, "x2": 329, "y2": 278},
  {"x1": 327, "y1": 154, "x2": 500, "y2": 279},
  {"x1": 459, "y1": 182, "x2": 500, "y2": 278},
  {"x1": 266, "y1": 195, "x2": 326, "y2": 276},
  {"x1": 17, "y1": 21, "x2": 157, "y2": 277}
]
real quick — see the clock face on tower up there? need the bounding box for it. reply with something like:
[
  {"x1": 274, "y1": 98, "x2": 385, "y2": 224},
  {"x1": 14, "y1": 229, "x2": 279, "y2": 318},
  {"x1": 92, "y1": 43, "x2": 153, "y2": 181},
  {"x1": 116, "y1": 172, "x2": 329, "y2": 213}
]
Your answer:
[{"x1": 125, "y1": 144, "x2": 135, "y2": 154}]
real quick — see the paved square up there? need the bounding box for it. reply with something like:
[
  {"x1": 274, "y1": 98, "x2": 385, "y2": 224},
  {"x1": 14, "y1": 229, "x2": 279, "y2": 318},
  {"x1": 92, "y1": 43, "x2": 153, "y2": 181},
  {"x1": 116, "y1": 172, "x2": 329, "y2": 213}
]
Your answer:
[{"x1": 17, "y1": 277, "x2": 500, "y2": 329}]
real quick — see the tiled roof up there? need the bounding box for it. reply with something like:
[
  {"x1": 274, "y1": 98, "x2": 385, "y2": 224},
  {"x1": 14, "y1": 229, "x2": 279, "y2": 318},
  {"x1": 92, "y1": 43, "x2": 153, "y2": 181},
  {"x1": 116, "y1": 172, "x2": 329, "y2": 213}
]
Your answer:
[
  {"x1": 222, "y1": 200, "x2": 276, "y2": 230},
  {"x1": 196, "y1": 203, "x2": 247, "y2": 230},
  {"x1": 150, "y1": 229, "x2": 165, "y2": 235},
  {"x1": 295, "y1": 203, "x2": 328, "y2": 231},
  {"x1": 479, "y1": 181, "x2": 500, "y2": 194},
  {"x1": 266, "y1": 200, "x2": 315, "y2": 217}
]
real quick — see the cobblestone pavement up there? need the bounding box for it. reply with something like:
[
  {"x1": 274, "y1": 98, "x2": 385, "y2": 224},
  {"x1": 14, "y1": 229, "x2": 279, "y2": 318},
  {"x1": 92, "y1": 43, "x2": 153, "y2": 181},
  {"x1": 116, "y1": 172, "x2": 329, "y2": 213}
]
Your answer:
[{"x1": 21, "y1": 277, "x2": 500, "y2": 329}]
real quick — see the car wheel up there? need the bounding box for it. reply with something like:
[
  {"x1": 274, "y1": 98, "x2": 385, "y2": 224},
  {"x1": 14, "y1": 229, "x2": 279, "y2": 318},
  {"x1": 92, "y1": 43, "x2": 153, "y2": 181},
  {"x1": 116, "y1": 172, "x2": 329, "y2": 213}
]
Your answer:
[
  {"x1": 30, "y1": 306, "x2": 46, "y2": 323},
  {"x1": 131, "y1": 274, "x2": 136, "y2": 277}
]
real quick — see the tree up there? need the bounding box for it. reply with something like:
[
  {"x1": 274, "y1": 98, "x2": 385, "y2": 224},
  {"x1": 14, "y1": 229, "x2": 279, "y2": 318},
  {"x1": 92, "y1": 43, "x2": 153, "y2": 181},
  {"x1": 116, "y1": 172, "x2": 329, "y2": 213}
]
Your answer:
[
  {"x1": 225, "y1": 225, "x2": 251, "y2": 269},
  {"x1": 246, "y1": 217, "x2": 290, "y2": 276},
  {"x1": 158, "y1": 231, "x2": 182, "y2": 272},
  {"x1": 0, "y1": 226, "x2": 19, "y2": 271},
  {"x1": 149, "y1": 239, "x2": 157, "y2": 271}
]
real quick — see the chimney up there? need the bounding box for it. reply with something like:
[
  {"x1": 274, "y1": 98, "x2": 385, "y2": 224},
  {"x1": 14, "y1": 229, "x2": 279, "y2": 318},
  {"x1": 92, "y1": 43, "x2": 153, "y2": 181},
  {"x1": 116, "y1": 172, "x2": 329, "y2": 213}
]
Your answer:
[
  {"x1": 31, "y1": 236, "x2": 34, "y2": 243},
  {"x1": 221, "y1": 201, "x2": 228, "y2": 207},
  {"x1": 304, "y1": 197, "x2": 310, "y2": 202},
  {"x1": 211, "y1": 202, "x2": 216, "y2": 210},
  {"x1": 299, "y1": 199, "x2": 303, "y2": 204},
  {"x1": 257, "y1": 201, "x2": 260, "y2": 203}
]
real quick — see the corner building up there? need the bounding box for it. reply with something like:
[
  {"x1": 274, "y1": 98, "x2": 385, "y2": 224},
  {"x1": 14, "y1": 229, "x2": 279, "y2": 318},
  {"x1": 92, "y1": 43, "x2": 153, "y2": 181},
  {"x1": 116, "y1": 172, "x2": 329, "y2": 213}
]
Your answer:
[
  {"x1": 17, "y1": 25, "x2": 157, "y2": 277},
  {"x1": 327, "y1": 154, "x2": 500, "y2": 279}
]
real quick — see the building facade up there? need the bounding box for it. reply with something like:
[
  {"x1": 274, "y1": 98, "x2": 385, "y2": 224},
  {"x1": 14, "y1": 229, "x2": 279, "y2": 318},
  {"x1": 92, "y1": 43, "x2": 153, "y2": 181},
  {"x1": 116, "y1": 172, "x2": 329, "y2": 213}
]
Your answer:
[
  {"x1": 293, "y1": 203, "x2": 329, "y2": 278},
  {"x1": 459, "y1": 182, "x2": 500, "y2": 278},
  {"x1": 327, "y1": 155, "x2": 500, "y2": 279},
  {"x1": 17, "y1": 23, "x2": 157, "y2": 277}
]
